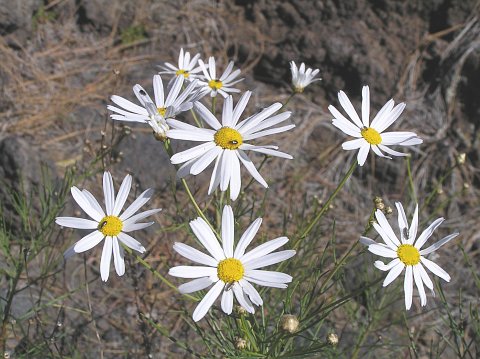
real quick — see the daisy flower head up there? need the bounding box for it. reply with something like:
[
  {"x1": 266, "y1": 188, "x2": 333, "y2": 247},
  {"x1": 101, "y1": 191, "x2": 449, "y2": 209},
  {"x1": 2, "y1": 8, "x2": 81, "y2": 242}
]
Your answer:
[
  {"x1": 290, "y1": 61, "x2": 321, "y2": 93},
  {"x1": 329, "y1": 85, "x2": 423, "y2": 166},
  {"x1": 56, "y1": 172, "x2": 161, "y2": 282},
  {"x1": 159, "y1": 48, "x2": 203, "y2": 84},
  {"x1": 169, "y1": 205, "x2": 296, "y2": 322},
  {"x1": 108, "y1": 74, "x2": 199, "y2": 140},
  {"x1": 360, "y1": 202, "x2": 459, "y2": 310},
  {"x1": 197, "y1": 56, "x2": 244, "y2": 98},
  {"x1": 167, "y1": 91, "x2": 295, "y2": 200}
]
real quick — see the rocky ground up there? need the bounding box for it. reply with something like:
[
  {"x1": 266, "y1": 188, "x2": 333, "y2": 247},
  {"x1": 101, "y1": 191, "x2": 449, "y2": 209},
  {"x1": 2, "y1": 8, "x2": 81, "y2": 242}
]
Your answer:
[{"x1": 0, "y1": 0, "x2": 479, "y2": 357}]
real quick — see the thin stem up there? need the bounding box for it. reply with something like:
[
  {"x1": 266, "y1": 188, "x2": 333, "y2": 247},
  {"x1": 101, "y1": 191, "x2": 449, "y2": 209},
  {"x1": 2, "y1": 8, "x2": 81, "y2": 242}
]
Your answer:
[
  {"x1": 406, "y1": 156, "x2": 417, "y2": 204},
  {"x1": 279, "y1": 92, "x2": 296, "y2": 111},
  {"x1": 211, "y1": 96, "x2": 217, "y2": 116},
  {"x1": 190, "y1": 107, "x2": 203, "y2": 128},
  {"x1": 296, "y1": 161, "x2": 357, "y2": 246}
]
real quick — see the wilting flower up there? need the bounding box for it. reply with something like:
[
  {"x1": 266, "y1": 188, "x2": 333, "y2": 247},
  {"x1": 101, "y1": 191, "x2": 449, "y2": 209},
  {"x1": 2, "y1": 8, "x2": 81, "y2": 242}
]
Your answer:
[
  {"x1": 158, "y1": 48, "x2": 203, "y2": 83},
  {"x1": 169, "y1": 205, "x2": 295, "y2": 321},
  {"x1": 108, "y1": 75, "x2": 199, "y2": 140},
  {"x1": 360, "y1": 202, "x2": 459, "y2": 309},
  {"x1": 329, "y1": 85, "x2": 422, "y2": 166},
  {"x1": 57, "y1": 172, "x2": 161, "y2": 281},
  {"x1": 167, "y1": 91, "x2": 294, "y2": 200},
  {"x1": 197, "y1": 57, "x2": 244, "y2": 97},
  {"x1": 290, "y1": 61, "x2": 321, "y2": 93}
]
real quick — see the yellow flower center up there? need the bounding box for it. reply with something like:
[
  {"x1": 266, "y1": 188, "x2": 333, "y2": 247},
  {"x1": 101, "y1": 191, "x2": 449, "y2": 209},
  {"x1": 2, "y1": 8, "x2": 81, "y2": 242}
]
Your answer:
[
  {"x1": 397, "y1": 244, "x2": 420, "y2": 266},
  {"x1": 361, "y1": 127, "x2": 382, "y2": 145},
  {"x1": 208, "y1": 79, "x2": 223, "y2": 90},
  {"x1": 214, "y1": 127, "x2": 243, "y2": 150},
  {"x1": 157, "y1": 107, "x2": 167, "y2": 117},
  {"x1": 98, "y1": 216, "x2": 123, "y2": 236},
  {"x1": 217, "y1": 258, "x2": 244, "y2": 283},
  {"x1": 175, "y1": 69, "x2": 190, "y2": 78}
]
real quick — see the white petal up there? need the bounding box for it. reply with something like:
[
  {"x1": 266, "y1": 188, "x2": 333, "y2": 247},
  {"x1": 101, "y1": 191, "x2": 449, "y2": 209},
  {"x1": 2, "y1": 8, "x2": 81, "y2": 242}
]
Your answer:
[
  {"x1": 368, "y1": 243, "x2": 398, "y2": 258},
  {"x1": 220, "y1": 149, "x2": 233, "y2": 191},
  {"x1": 110, "y1": 95, "x2": 148, "y2": 115},
  {"x1": 173, "y1": 242, "x2": 218, "y2": 267},
  {"x1": 375, "y1": 210, "x2": 401, "y2": 246},
  {"x1": 165, "y1": 75, "x2": 184, "y2": 106},
  {"x1": 119, "y1": 189, "x2": 154, "y2": 221},
  {"x1": 236, "y1": 150, "x2": 268, "y2": 188},
  {"x1": 112, "y1": 174, "x2": 132, "y2": 216},
  {"x1": 395, "y1": 202, "x2": 408, "y2": 243},
  {"x1": 193, "y1": 102, "x2": 222, "y2": 130},
  {"x1": 381, "y1": 132, "x2": 421, "y2": 145},
  {"x1": 239, "y1": 279, "x2": 263, "y2": 306},
  {"x1": 179, "y1": 277, "x2": 214, "y2": 294},
  {"x1": 383, "y1": 262, "x2": 405, "y2": 287},
  {"x1": 357, "y1": 143, "x2": 370, "y2": 166},
  {"x1": 361, "y1": 85, "x2": 370, "y2": 127},
  {"x1": 117, "y1": 232, "x2": 146, "y2": 253},
  {"x1": 221, "y1": 206, "x2": 234, "y2": 258},
  {"x1": 342, "y1": 138, "x2": 365, "y2": 151},
  {"x1": 420, "y1": 257, "x2": 450, "y2": 282},
  {"x1": 234, "y1": 218, "x2": 262, "y2": 259},
  {"x1": 169, "y1": 266, "x2": 217, "y2": 279},
  {"x1": 56, "y1": 217, "x2": 99, "y2": 230},
  {"x1": 241, "y1": 237, "x2": 289, "y2": 264},
  {"x1": 332, "y1": 118, "x2": 362, "y2": 138},
  {"x1": 122, "y1": 208, "x2": 162, "y2": 226},
  {"x1": 414, "y1": 217, "x2": 445, "y2": 249},
  {"x1": 122, "y1": 222, "x2": 154, "y2": 232},
  {"x1": 372, "y1": 222, "x2": 399, "y2": 250},
  {"x1": 208, "y1": 152, "x2": 222, "y2": 194},
  {"x1": 103, "y1": 172, "x2": 115, "y2": 215},
  {"x1": 221, "y1": 288, "x2": 234, "y2": 314},
  {"x1": 241, "y1": 145, "x2": 293, "y2": 159},
  {"x1": 242, "y1": 125, "x2": 295, "y2": 141},
  {"x1": 82, "y1": 189, "x2": 106, "y2": 217},
  {"x1": 419, "y1": 232, "x2": 459, "y2": 256},
  {"x1": 417, "y1": 263, "x2": 434, "y2": 292},
  {"x1": 243, "y1": 276, "x2": 288, "y2": 288},
  {"x1": 370, "y1": 99, "x2": 394, "y2": 129},
  {"x1": 243, "y1": 250, "x2": 296, "y2": 270},
  {"x1": 377, "y1": 145, "x2": 408, "y2": 157},
  {"x1": 236, "y1": 103, "x2": 282, "y2": 134},
  {"x1": 112, "y1": 237, "x2": 125, "y2": 276},
  {"x1": 244, "y1": 270, "x2": 292, "y2": 284},
  {"x1": 229, "y1": 152, "x2": 242, "y2": 200},
  {"x1": 73, "y1": 230, "x2": 104, "y2": 253},
  {"x1": 192, "y1": 280, "x2": 224, "y2": 321},
  {"x1": 404, "y1": 265, "x2": 413, "y2": 310},
  {"x1": 232, "y1": 91, "x2": 251, "y2": 126},
  {"x1": 359, "y1": 236, "x2": 377, "y2": 246},
  {"x1": 371, "y1": 145, "x2": 392, "y2": 159},
  {"x1": 167, "y1": 129, "x2": 215, "y2": 142},
  {"x1": 71, "y1": 187, "x2": 103, "y2": 221},
  {"x1": 190, "y1": 146, "x2": 222, "y2": 175},
  {"x1": 242, "y1": 112, "x2": 291, "y2": 135},
  {"x1": 190, "y1": 218, "x2": 225, "y2": 261},
  {"x1": 100, "y1": 236, "x2": 113, "y2": 282},
  {"x1": 408, "y1": 204, "x2": 419, "y2": 245},
  {"x1": 232, "y1": 283, "x2": 255, "y2": 313},
  {"x1": 328, "y1": 104, "x2": 359, "y2": 131},
  {"x1": 153, "y1": 75, "x2": 165, "y2": 107},
  {"x1": 374, "y1": 103, "x2": 406, "y2": 133},
  {"x1": 338, "y1": 90, "x2": 363, "y2": 128},
  {"x1": 170, "y1": 142, "x2": 216, "y2": 165},
  {"x1": 221, "y1": 96, "x2": 234, "y2": 127},
  {"x1": 413, "y1": 265, "x2": 427, "y2": 306},
  {"x1": 374, "y1": 258, "x2": 401, "y2": 271}
]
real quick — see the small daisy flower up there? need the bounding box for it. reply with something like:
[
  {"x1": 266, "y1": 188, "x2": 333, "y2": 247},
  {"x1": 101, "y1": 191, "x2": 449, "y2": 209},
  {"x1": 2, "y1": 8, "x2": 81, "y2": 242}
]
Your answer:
[
  {"x1": 329, "y1": 85, "x2": 423, "y2": 166},
  {"x1": 290, "y1": 61, "x2": 321, "y2": 93},
  {"x1": 57, "y1": 172, "x2": 161, "y2": 281},
  {"x1": 167, "y1": 91, "x2": 294, "y2": 200},
  {"x1": 108, "y1": 74, "x2": 199, "y2": 140},
  {"x1": 197, "y1": 57, "x2": 244, "y2": 97},
  {"x1": 158, "y1": 48, "x2": 203, "y2": 82},
  {"x1": 360, "y1": 202, "x2": 459, "y2": 310},
  {"x1": 169, "y1": 205, "x2": 295, "y2": 321}
]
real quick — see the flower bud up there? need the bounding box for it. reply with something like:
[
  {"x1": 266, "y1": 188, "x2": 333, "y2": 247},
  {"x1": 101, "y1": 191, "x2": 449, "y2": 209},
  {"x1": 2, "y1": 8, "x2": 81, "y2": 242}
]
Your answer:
[
  {"x1": 327, "y1": 333, "x2": 338, "y2": 346},
  {"x1": 235, "y1": 337, "x2": 247, "y2": 350},
  {"x1": 234, "y1": 305, "x2": 248, "y2": 316},
  {"x1": 280, "y1": 314, "x2": 299, "y2": 333},
  {"x1": 456, "y1": 153, "x2": 466, "y2": 165},
  {"x1": 384, "y1": 206, "x2": 393, "y2": 215}
]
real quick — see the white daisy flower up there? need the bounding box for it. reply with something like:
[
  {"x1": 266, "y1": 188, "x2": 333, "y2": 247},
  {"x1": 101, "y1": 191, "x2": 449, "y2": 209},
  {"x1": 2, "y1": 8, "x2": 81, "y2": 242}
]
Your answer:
[
  {"x1": 290, "y1": 61, "x2": 321, "y2": 93},
  {"x1": 108, "y1": 74, "x2": 199, "y2": 140},
  {"x1": 197, "y1": 56, "x2": 244, "y2": 97},
  {"x1": 57, "y1": 172, "x2": 161, "y2": 282},
  {"x1": 167, "y1": 91, "x2": 294, "y2": 200},
  {"x1": 360, "y1": 202, "x2": 459, "y2": 310},
  {"x1": 169, "y1": 205, "x2": 295, "y2": 322},
  {"x1": 158, "y1": 48, "x2": 203, "y2": 82},
  {"x1": 329, "y1": 85, "x2": 423, "y2": 166}
]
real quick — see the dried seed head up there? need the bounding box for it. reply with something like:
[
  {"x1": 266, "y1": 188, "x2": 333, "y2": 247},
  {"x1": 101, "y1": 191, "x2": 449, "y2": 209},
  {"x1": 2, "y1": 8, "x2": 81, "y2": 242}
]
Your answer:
[
  {"x1": 384, "y1": 206, "x2": 393, "y2": 215},
  {"x1": 456, "y1": 153, "x2": 466, "y2": 165},
  {"x1": 235, "y1": 338, "x2": 247, "y2": 350},
  {"x1": 280, "y1": 314, "x2": 299, "y2": 333},
  {"x1": 327, "y1": 333, "x2": 339, "y2": 346},
  {"x1": 234, "y1": 305, "x2": 248, "y2": 316}
]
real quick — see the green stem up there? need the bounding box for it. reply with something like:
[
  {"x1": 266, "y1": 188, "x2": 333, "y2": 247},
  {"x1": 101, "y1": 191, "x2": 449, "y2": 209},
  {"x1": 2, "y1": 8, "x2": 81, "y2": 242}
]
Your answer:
[
  {"x1": 296, "y1": 161, "x2": 357, "y2": 247},
  {"x1": 211, "y1": 96, "x2": 217, "y2": 116},
  {"x1": 279, "y1": 92, "x2": 296, "y2": 111},
  {"x1": 190, "y1": 108, "x2": 203, "y2": 128}
]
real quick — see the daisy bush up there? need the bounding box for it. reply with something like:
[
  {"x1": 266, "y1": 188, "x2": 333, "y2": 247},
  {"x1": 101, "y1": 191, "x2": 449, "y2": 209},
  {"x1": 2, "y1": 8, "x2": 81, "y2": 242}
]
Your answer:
[{"x1": 3, "y1": 46, "x2": 475, "y2": 358}]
